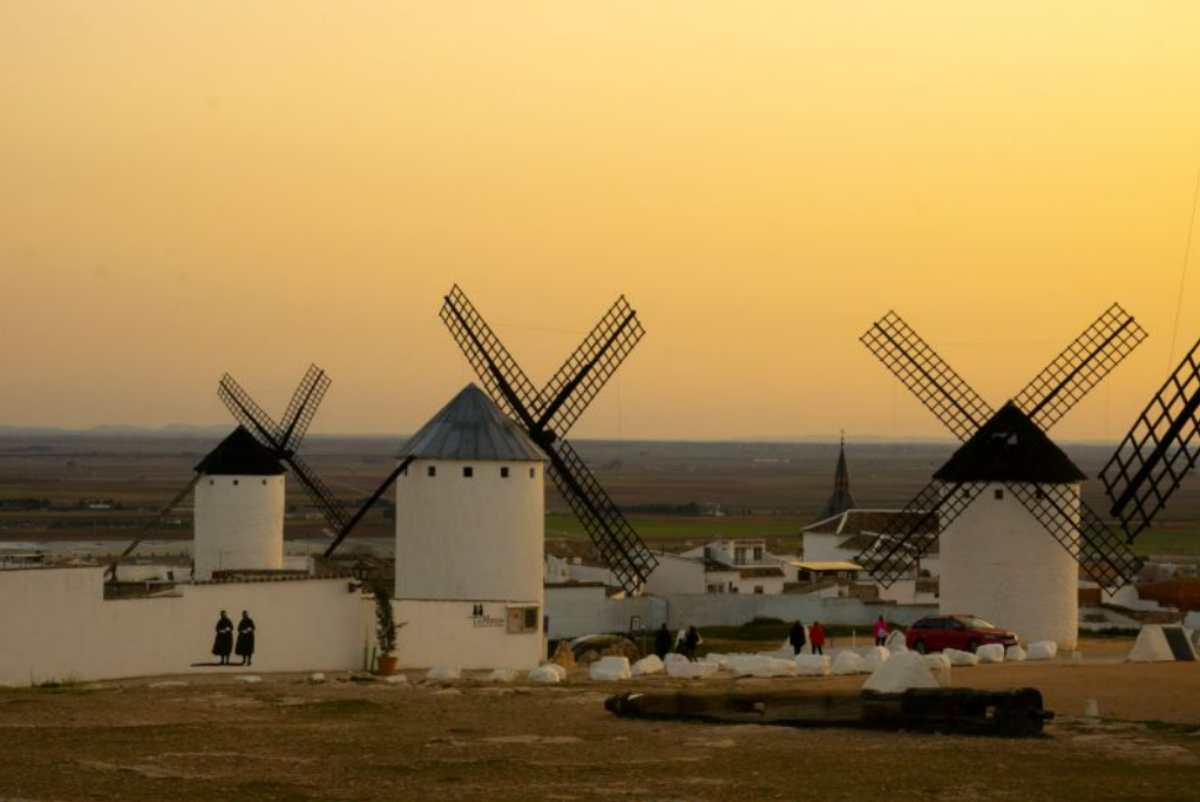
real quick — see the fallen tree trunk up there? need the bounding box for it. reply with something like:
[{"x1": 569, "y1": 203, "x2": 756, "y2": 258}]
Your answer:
[{"x1": 605, "y1": 687, "x2": 1052, "y2": 738}]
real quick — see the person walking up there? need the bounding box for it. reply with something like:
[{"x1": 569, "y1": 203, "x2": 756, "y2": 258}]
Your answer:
[
  {"x1": 654, "y1": 623, "x2": 672, "y2": 660},
  {"x1": 235, "y1": 610, "x2": 256, "y2": 666},
  {"x1": 809, "y1": 621, "x2": 826, "y2": 656},
  {"x1": 683, "y1": 625, "x2": 701, "y2": 661},
  {"x1": 212, "y1": 610, "x2": 234, "y2": 665},
  {"x1": 873, "y1": 615, "x2": 889, "y2": 647},
  {"x1": 788, "y1": 620, "x2": 807, "y2": 656}
]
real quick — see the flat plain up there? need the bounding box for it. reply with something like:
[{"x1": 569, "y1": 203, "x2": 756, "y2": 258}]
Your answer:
[{"x1": 3, "y1": 639, "x2": 1200, "y2": 802}]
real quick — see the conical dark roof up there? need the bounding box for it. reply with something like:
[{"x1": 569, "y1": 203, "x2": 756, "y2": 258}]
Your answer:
[
  {"x1": 399, "y1": 384, "x2": 546, "y2": 462},
  {"x1": 933, "y1": 402, "x2": 1085, "y2": 484},
  {"x1": 195, "y1": 426, "x2": 286, "y2": 476},
  {"x1": 818, "y1": 435, "x2": 856, "y2": 519}
]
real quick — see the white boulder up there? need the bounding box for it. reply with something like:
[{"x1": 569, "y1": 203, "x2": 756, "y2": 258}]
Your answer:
[
  {"x1": 976, "y1": 644, "x2": 1005, "y2": 664},
  {"x1": 863, "y1": 651, "x2": 942, "y2": 693},
  {"x1": 528, "y1": 663, "x2": 566, "y2": 684},
  {"x1": 1127, "y1": 626, "x2": 1175, "y2": 663},
  {"x1": 922, "y1": 653, "x2": 952, "y2": 686},
  {"x1": 631, "y1": 655, "x2": 665, "y2": 677},
  {"x1": 426, "y1": 666, "x2": 461, "y2": 682},
  {"x1": 794, "y1": 655, "x2": 831, "y2": 676},
  {"x1": 884, "y1": 631, "x2": 908, "y2": 652},
  {"x1": 664, "y1": 653, "x2": 689, "y2": 667},
  {"x1": 1005, "y1": 645, "x2": 1027, "y2": 662},
  {"x1": 667, "y1": 660, "x2": 721, "y2": 679},
  {"x1": 488, "y1": 668, "x2": 519, "y2": 683},
  {"x1": 863, "y1": 646, "x2": 890, "y2": 672},
  {"x1": 727, "y1": 655, "x2": 797, "y2": 678},
  {"x1": 831, "y1": 650, "x2": 867, "y2": 675},
  {"x1": 1027, "y1": 641, "x2": 1058, "y2": 661},
  {"x1": 943, "y1": 649, "x2": 979, "y2": 667},
  {"x1": 589, "y1": 656, "x2": 632, "y2": 682},
  {"x1": 384, "y1": 674, "x2": 409, "y2": 685},
  {"x1": 308, "y1": 672, "x2": 327, "y2": 684},
  {"x1": 236, "y1": 675, "x2": 263, "y2": 684}
]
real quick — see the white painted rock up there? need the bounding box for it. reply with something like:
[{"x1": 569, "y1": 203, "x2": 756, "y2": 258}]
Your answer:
[
  {"x1": 728, "y1": 655, "x2": 797, "y2": 678},
  {"x1": 1027, "y1": 641, "x2": 1058, "y2": 661},
  {"x1": 528, "y1": 663, "x2": 566, "y2": 684},
  {"x1": 863, "y1": 651, "x2": 942, "y2": 693},
  {"x1": 922, "y1": 653, "x2": 952, "y2": 686},
  {"x1": 863, "y1": 646, "x2": 890, "y2": 672},
  {"x1": 976, "y1": 644, "x2": 1005, "y2": 664},
  {"x1": 589, "y1": 656, "x2": 632, "y2": 682},
  {"x1": 699, "y1": 653, "x2": 728, "y2": 668},
  {"x1": 794, "y1": 654, "x2": 831, "y2": 676},
  {"x1": 426, "y1": 666, "x2": 461, "y2": 682},
  {"x1": 384, "y1": 674, "x2": 409, "y2": 685},
  {"x1": 1005, "y1": 645, "x2": 1027, "y2": 662},
  {"x1": 943, "y1": 649, "x2": 979, "y2": 667},
  {"x1": 1127, "y1": 626, "x2": 1175, "y2": 663},
  {"x1": 236, "y1": 675, "x2": 263, "y2": 684},
  {"x1": 631, "y1": 655, "x2": 665, "y2": 677},
  {"x1": 488, "y1": 668, "x2": 518, "y2": 683},
  {"x1": 308, "y1": 672, "x2": 326, "y2": 684},
  {"x1": 831, "y1": 651, "x2": 867, "y2": 675},
  {"x1": 885, "y1": 630, "x2": 908, "y2": 652},
  {"x1": 664, "y1": 653, "x2": 689, "y2": 666},
  {"x1": 667, "y1": 660, "x2": 722, "y2": 679},
  {"x1": 148, "y1": 681, "x2": 188, "y2": 689}
]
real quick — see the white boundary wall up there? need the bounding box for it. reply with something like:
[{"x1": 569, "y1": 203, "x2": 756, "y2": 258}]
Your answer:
[
  {"x1": 0, "y1": 568, "x2": 366, "y2": 686},
  {"x1": 545, "y1": 586, "x2": 934, "y2": 639}
]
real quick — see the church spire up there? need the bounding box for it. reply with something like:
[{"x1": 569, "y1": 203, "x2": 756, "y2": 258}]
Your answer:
[{"x1": 819, "y1": 431, "x2": 856, "y2": 519}]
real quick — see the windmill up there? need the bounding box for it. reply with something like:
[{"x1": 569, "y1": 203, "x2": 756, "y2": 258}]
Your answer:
[
  {"x1": 109, "y1": 364, "x2": 394, "y2": 578},
  {"x1": 439, "y1": 285, "x2": 656, "y2": 594},
  {"x1": 852, "y1": 304, "x2": 1148, "y2": 620},
  {"x1": 1101, "y1": 336, "x2": 1200, "y2": 543}
]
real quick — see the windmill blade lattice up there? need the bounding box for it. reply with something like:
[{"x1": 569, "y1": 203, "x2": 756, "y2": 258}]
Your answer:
[
  {"x1": 439, "y1": 285, "x2": 655, "y2": 594},
  {"x1": 860, "y1": 311, "x2": 994, "y2": 442},
  {"x1": 278, "y1": 365, "x2": 332, "y2": 453},
  {"x1": 286, "y1": 450, "x2": 350, "y2": 535},
  {"x1": 854, "y1": 480, "x2": 988, "y2": 587},
  {"x1": 1014, "y1": 303, "x2": 1147, "y2": 432},
  {"x1": 548, "y1": 440, "x2": 658, "y2": 592},
  {"x1": 440, "y1": 285, "x2": 544, "y2": 426},
  {"x1": 1100, "y1": 337, "x2": 1200, "y2": 540},
  {"x1": 1004, "y1": 483, "x2": 1142, "y2": 590},
  {"x1": 218, "y1": 373, "x2": 283, "y2": 448},
  {"x1": 536, "y1": 296, "x2": 645, "y2": 438}
]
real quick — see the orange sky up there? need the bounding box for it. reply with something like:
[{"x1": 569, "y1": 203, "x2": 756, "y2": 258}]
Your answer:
[{"x1": 3, "y1": 2, "x2": 1200, "y2": 442}]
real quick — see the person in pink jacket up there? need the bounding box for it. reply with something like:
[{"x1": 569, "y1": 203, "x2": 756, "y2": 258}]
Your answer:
[{"x1": 873, "y1": 615, "x2": 889, "y2": 647}]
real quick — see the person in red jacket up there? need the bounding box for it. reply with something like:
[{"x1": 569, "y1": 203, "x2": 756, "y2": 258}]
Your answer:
[
  {"x1": 809, "y1": 621, "x2": 826, "y2": 655},
  {"x1": 873, "y1": 615, "x2": 889, "y2": 647}
]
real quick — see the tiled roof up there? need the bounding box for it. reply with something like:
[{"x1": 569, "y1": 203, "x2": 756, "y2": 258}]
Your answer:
[
  {"x1": 194, "y1": 426, "x2": 285, "y2": 476},
  {"x1": 933, "y1": 402, "x2": 1085, "y2": 484},
  {"x1": 399, "y1": 384, "x2": 545, "y2": 462}
]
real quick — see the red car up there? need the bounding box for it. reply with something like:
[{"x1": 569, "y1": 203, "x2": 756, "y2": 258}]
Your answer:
[{"x1": 905, "y1": 614, "x2": 1017, "y2": 654}]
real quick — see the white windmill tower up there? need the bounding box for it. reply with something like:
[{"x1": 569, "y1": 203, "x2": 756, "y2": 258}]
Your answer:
[
  {"x1": 855, "y1": 306, "x2": 1147, "y2": 650},
  {"x1": 192, "y1": 426, "x2": 287, "y2": 580},
  {"x1": 392, "y1": 384, "x2": 547, "y2": 671}
]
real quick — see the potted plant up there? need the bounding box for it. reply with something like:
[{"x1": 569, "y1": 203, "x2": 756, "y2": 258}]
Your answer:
[{"x1": 373, "y1": 585, "x2": 399, "y2": 675}]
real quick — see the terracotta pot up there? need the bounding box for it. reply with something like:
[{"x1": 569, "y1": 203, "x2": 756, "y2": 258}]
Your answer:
[{"x1": 377, "y1": 655, "x2": 399, "y2": 676}]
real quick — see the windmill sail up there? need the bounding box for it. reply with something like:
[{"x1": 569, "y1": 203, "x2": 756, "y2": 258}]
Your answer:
[{"x1": 1101, "y1": 337, "x2": 1200, "y2": 540}]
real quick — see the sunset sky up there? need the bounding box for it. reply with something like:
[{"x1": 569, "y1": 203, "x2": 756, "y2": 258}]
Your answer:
[{"x1": 3, "y1": 3, "x2": 1200, "y2": 442}]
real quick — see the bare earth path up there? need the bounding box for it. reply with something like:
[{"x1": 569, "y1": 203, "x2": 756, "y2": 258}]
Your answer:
[{"x1": 3, "y1": 646, "x2": 1200, "y2": 802}]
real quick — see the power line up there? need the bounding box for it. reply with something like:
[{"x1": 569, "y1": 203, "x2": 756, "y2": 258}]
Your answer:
[{"x1": 1168, "y1": 168, "x2": 1200, "y2": 368}]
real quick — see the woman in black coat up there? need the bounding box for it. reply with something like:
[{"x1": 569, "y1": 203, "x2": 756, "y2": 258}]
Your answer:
[
  {"x1": 212, "y1": 611, "x2": 234, "y2": 665},
  {"x1": 789, "y1": 620, "x2": 807, "y2": 655},
  {"x1": 235, "y1": 611, "x2": 256, "y2": 666}
]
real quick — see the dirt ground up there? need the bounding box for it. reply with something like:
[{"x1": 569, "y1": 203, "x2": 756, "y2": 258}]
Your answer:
[{"x1": 3, "y1": 640, "x2": 1200, "y2": 802}]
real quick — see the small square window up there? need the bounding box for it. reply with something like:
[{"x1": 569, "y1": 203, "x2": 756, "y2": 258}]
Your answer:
[
  {"x1": 501, "y1": 467, "x2": 509, "y2": 478},
  {"x1": 994, "y1": 488, "x2": 1004, "y2": 500},
  {"x1": 232, "y1": 479, "x2": 239, "y2": 486},
  {"x1": 427, "y1": 466, "x2": 437, "y2": 477},
  {"x1": 261, "y1": 479, "x2": 267, "y2": 486},
  {"x1": 463, "y1": 466, "x2": 473, "y2": 478},
  {"x1": 529, "y1": 467, "x2": 536, "y2": 479}
]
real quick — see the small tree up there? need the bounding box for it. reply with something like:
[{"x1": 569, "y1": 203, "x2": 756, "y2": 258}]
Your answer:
[{"x1": 373, "y1": 585, "x2": 397, "y2": 658}]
